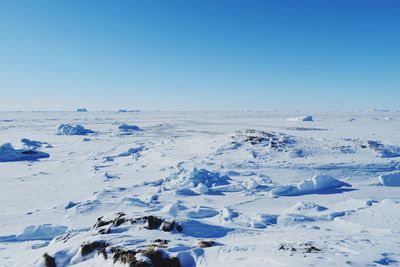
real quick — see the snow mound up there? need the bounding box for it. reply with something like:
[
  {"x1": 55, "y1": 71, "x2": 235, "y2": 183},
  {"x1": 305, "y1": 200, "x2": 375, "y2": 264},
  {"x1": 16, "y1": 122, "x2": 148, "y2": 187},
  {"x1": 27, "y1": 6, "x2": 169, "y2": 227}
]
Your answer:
[
  {"x1": 270, "y1": 175, "x2": 351, "y2": 197},
  {"x1": 16, "y1": 224, "x2": 68, "y2": 241},
  {"x1": 56, "y1": 124, "x2": 95, "y2": 135},
  {"x1": 0, "y1": 143, "x2": 49, "y2": 162},
  {"x1": 163, "y1": 168, "x2": 231, "y2": 194},
  {"x1": 76, "y1": 108, "x2": 88, "y2": 112},
  {"x1": 160, "y1": 202, "x2": 188, "y2": 216},
  {"x1": 118, "y1": 124, "x2": 142, "y2": 134},
  {"x1": 287, "y1": 115, "x2": 313, "y2": 122},
  {"x1": 242, "y1": 213, "x2": 278, "y2": 229},
  {"x1": 286, "y1": 202, "x2": 328, "y2": 213},
  {"x1": 379, "y1": 172, "x2": 400, "y2": 186},
  {"x1": 187, "y1": 206, "x2": 219, "y2": 219}
]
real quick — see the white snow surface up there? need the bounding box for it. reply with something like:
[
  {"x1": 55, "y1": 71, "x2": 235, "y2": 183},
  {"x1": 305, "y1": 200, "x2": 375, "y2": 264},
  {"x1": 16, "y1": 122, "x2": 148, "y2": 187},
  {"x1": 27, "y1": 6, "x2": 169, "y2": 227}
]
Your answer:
[{"x1": 0, "y1": 111, "x2": 400, "y2": 266}]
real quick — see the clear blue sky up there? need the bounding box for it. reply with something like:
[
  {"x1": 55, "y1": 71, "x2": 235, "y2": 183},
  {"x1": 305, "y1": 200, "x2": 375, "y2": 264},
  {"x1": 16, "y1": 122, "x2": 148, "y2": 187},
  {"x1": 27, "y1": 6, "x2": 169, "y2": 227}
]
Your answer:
[{"x1": 0, "y1": 0, "x2": 399, "y2": 111}]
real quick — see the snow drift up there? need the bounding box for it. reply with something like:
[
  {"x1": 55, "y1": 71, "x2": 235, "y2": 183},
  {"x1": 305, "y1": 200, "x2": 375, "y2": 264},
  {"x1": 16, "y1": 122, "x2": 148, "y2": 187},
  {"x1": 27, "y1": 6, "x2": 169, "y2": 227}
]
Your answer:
[{"x1": 270, "y1": 175, "x2": 351, "y2": 197}]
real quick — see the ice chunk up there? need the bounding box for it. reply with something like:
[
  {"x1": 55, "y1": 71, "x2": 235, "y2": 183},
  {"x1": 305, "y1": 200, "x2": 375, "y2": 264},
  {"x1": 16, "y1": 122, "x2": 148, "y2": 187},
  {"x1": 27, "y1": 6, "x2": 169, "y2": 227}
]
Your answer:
[
  {"x1": 118, "y1": 146, "x2": 144, "y2": 157},
  {"x1": 21, "y1": 138, "x2": 52, "y2": 149},
  {"x1": 0, "y1": 143, "x2": 49, "y2": 162},
  {"x1": 194, "y1": 183, "x2": 209, "y2": 194},
  {"x1": 243, "y1": 213, "x2": 278, "y2": 228},
  {"x1": 220, "y1": 207, "x2": 239, "y2": 222},
  {"x1": 163, "y1": 168, "x2": 231, "y2": 194},
  {"x1": 287, "y1": 115, "x2": 313, "y2": 122},
  {"x1": 270, "y1": 175, "x2": 351, "y2": 197},
  {"x1": 379, "y1": 172, "x2": 400, "y2": 186},
  {"x1": 367, "y1": 140, "x2": 400, "y2": 158},
  {"x1": 118, "y1": 124, "x2": 141, "y2": 135},
  {"x1": 164, "y1": 168, "x2": 230, "y2": 192},
  {"x1": 76, "y1": 108, "x2": 88, "y2": 112},
  {"x1": 56, "y1": 124, "x2": 95, "y2": 135}
]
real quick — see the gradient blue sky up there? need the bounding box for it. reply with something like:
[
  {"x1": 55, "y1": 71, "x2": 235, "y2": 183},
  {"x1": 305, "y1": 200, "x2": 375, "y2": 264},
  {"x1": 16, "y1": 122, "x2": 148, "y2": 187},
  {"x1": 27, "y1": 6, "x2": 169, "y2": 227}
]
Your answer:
[{"x1": 0, "y1": 0, "x2": 399, "y2": 111}]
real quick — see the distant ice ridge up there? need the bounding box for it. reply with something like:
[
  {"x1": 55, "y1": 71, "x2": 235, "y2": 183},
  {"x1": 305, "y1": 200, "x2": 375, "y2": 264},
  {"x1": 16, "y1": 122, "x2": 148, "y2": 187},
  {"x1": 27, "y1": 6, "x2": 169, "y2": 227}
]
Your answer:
[
  {"x1": 76, "y1": 108, "x2": 88, "y2": 112},
  {"x1": 379, "y1": 172, "x2": 400, "y2": 186},
  {"x1": 0, "y1": 143, "x2": 49, "y2": 162},
  {"x1": 56, "y1": 124, "x2": 95, "y2": 135},
  {"x1": 287, "y1": 115, "x2": 313, "y2": 122},
  {"x1": 0, "y1": 224, "x2": 67, "y2": 242},
  {"x1": 270, "y1": 175, "x2": 351, "y2": 197}
]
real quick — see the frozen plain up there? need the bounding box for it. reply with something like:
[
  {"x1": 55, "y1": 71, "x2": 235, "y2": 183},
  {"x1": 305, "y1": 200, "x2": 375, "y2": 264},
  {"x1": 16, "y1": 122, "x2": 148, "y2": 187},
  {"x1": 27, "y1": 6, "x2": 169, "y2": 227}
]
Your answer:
[{"x1": 0, "y1": 111, "x2": 399, "y2": 267}]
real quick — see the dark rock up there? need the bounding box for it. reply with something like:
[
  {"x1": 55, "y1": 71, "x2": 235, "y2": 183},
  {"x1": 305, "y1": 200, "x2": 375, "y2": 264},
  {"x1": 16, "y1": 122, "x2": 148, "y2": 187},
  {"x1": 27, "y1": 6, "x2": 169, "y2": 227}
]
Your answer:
[
  {"x1": 97, "y1": 248, "x2": 108, "y2": 259},
  {"x1": 304, "y1": 246, "x2": 321, "y2": 253},
  {"x1": 150, "y1": 239, "x2": 169, "y2": 248},
  {"x1": 113, "y1": 217, "x2": 128, "y2": 227},
  {"x1": 98, "y1": 228, "x2": 111, "y2": 235},
  {"x1": 145, "y1": 216, "x2": 163, "y2": 230},
  {"x1": 142, "y1": 248, "x2": 181, "y2": 267},
  {"x1": 94, "y1": 216, "x2": 112, "y2": 228},
  {"x1": 112, "y1": 248, "x2": 142, "y2": 266},
  {"x1": 175, "y1": 223, "x2": 183, "y2": 232},
  {"x1": 81, "y1": 241, "x2": 109, "y2": 256},
  {"x1": 111, "y1": 247, "x2": 180, "y2": 267},
  {"x1": 161, "y1": 220, "x2": 175, "y2": 232},
  {"x1": 43, "y1": 253, "x2": 56, "y2": 267},
  {"x1": 198, "y1": 240, "x2": 215, "y2": 248}
]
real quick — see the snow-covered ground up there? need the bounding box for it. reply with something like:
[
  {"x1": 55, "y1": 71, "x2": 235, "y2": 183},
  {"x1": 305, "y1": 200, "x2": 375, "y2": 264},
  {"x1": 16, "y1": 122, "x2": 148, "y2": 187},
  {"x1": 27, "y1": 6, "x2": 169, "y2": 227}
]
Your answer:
[{"x1": 0, "y1": 111, "x2": 399, "y2": 267}]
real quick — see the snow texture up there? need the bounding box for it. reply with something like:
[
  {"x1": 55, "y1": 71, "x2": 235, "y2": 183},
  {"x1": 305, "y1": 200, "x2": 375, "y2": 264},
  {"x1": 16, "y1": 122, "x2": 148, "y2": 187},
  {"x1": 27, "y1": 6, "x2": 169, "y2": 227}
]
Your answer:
[{"x1": 1, "y1": 111, "x2": 400, "y2": 267}]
